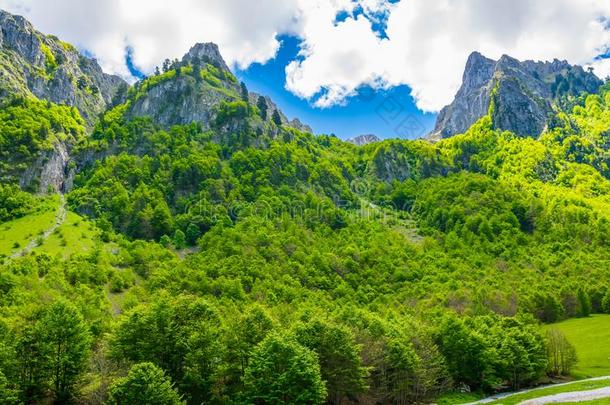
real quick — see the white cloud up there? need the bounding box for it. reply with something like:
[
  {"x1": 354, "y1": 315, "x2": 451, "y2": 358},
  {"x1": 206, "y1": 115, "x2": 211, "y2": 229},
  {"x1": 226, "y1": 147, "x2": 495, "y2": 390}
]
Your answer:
[
  {"x1": 285, "y1": 0, "x2": 610, "y2": 111},
  {"x1": 0, "y1": 0, "x2": 300, "y2": 77},
  {"x1": 2, "y1": 0, "x2": 610, "y2": 111}
]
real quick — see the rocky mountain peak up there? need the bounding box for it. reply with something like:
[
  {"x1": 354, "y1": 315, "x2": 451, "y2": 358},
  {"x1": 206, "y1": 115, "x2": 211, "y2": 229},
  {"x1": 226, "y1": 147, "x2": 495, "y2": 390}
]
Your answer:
[
  {"x1": 127, "y1": 40, "x2": 312, "y2": 134},
  {"x1": 430, "y1": 51, "x2": 602, "y2": 140},
  {"x1": 462, "y1": 51, "x2": 495, "y2": 87},
  {"x1": 181, "y1": 42, "x2": 230, "y2": 71}
]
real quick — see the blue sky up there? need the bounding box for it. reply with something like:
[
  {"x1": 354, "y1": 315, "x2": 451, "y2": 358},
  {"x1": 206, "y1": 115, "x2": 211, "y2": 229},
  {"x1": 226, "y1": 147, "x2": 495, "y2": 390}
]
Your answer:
[{"x1": 235, "y1": 36, "x2": 436, "y2": 140}]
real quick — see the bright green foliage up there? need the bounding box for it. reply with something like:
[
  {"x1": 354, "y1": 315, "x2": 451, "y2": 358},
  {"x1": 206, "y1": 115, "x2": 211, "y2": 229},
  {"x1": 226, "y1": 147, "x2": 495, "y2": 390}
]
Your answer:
[
  {"x1": 111, "y1": 296, "x2": 221, "y2": 403},
  {"x1": 215, "y1": 100, "x2": 250, "y2": 127},
  {"x1": 435, "y1": 315, "x2": 494, "y2": 390},
  {"x1": 243, "y1": 332, "x2": 326, "y2": 404},
  {"x1": 494, "y1": 318, "x2": 547, "y2": 389},
  {"x1": 173, "y1": 229, "x2": 186, "y2": 249},
  {"x1": 185, "y1": 223, "x2": 201, "y2": 245},
  {"x1": 295, "y1": 319, "x2": 368, "y2": 403},
  {"x1": 0, "y1": 370, "x2": 19, "y2": 405},
  {"x1": 107, "y1": 362, "x2": 184, "y2": 405},
  {"x1": 602, "y1": 291, "x2": 610, "y2": 314},
  {"x1": 40, "y1": 300, "x2": 92, "y2": 401},
  {"x1": 221, "y1": 304, "x2": 276, "y2": 397},
  {"x1": 0, "y1": 96, "x2": 84, "y2": 189},
  {"x1": 0, "y1": 184, "x2": 37, "y2": 222},
  {"x1": 39, "y1": 42, "x2": 57, "y2": 75},
  {"x1": 0, "y1": 97, "x2": 84, "y2": 155},
  {"x1": 2, "y1": 301, "x2": 91, "y2": 402}
]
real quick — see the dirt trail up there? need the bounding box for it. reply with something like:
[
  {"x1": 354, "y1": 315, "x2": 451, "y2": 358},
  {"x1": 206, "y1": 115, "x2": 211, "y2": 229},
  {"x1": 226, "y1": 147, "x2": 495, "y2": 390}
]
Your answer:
[
  {"x1": 466, "y1": 376, "x2": 610, "y2": 404},
  {"x1": 520, "y1": 386, "x2": 610, "y2": 404},
  {"x1": 10, "y1": 195, "x2": 66, "y2": 259}
]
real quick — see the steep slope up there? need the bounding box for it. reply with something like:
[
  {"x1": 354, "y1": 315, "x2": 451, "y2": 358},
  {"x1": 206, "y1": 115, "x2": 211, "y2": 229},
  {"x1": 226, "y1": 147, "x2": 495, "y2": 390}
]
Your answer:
[
  {"x1": 0, "y1": 9, "x2": 128, "y2": 193},
  {"x1": 0, "y1": 10, "x2": 126, "y2": 125},
  {"x1": 430, "y1": 52, "x2": 602, "y2": 139}
]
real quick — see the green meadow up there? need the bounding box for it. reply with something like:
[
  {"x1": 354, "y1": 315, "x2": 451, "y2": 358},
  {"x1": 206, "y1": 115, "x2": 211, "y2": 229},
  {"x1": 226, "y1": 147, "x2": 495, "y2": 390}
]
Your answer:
[
  {"x1": 0, "y1": 195, "x2": 58, "y2": 258},
  {"x1": 544, "y1": 315, "x2": 610, "y2": 379},
  {"x1": 36, "y1": 211, "x2": 100, "y2": 258}
]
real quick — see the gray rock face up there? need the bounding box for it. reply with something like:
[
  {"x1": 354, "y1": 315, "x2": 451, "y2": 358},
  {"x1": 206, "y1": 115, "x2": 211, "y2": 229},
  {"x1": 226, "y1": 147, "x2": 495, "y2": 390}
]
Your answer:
[
  {"x1": 347, "y1": 134, "x2": 381, "y2": 146},
  {"x1": 19, "y1": 141, "x2": 69, "y2": 193},
  {"x1": 430, "y1": 52, "x2": 602, "y2": 139},
  {"x1": 182, "y1": 42, "x2": 231, "y2": 72},
  {"x1": 0, "y1": 9, "x2": 126, "y2": 125},
  {"x1": 129, "y1": 46, "x2": 312, "y2": 133},
  {"x1": 248, "y1": 92, "x2": 313, "y2": 133},
  {"x1": 127, "y1": 74, "x2": 231, "y2": 129}
]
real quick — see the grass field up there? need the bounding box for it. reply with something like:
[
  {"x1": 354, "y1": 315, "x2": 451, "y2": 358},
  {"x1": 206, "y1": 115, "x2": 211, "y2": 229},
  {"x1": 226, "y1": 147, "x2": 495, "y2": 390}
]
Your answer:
[
  {"x1": 37, "y1": 211, "x2": 100, "y2": 258},
  {"x1": 544, "y1": 315, "x2": 610, "y2": 379},
  {"x1": 0, "y1": 195, "x2": 59, "y2": 258},
  {"x1": 437, "y1": 392, "x2": 483, "y2": 404}
]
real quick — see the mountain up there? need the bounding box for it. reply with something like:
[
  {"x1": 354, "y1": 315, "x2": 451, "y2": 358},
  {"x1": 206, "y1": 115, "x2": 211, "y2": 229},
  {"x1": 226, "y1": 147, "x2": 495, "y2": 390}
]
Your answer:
[
  {"x1": 347, "y1": 134, "x2": 380, "y2": 146},
  {"x1": 125, "y1": 42, "x2": 240, "y2": 129},
  {"x1": 430, "y1": 51, "x2": 602, "y2": 140},
  {"x1": 0, "y1": 9, "x2": 128, "y2": 193},
  {"x1": 0, "y1": 9, "x2": 309, "y2": 193},
  {"x1": 4, "y1": 9, "x2": 610, "y2": 405},
  {"x1": 0, "y1": 10, "x2": 126, "y2": 124},
  {"x1": 125, "y1": 42, "x2": 310, "y2": 133}
]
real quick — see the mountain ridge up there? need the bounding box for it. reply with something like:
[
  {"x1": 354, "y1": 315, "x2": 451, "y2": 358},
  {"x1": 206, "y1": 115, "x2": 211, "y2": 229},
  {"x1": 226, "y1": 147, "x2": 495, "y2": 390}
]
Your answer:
[{"x1": 430, "y1": 51, "x2": 602, "y2": 140}]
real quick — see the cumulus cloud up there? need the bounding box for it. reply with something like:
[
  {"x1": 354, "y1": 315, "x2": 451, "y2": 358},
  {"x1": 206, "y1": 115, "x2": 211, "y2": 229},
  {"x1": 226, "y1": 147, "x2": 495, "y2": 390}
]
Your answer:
[
  {"x1": 286, "y1": 0, "x2": 610, "y2": 111},
  {"x1": 2, "y1": 0, "x2": 610, "y2": 111}
]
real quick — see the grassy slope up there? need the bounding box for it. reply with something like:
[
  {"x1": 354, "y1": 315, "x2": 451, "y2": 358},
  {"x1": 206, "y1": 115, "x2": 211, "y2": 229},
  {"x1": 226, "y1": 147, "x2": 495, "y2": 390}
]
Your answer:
[
  {"x1": 37, "y1": 211, "x2": 99, "y2": 258},
  {"x1": 544, "y1": 315, "x2": 610, "y2": 379},
  {"x1": 437, "y1": 392, "x2": 483, "y2": 404},
  {"x1": 0, "y1": 195, "x2": 107, "y2": 260},
  {"x1": 0, "y1": 195, "x2": 58, "y2": 257}
]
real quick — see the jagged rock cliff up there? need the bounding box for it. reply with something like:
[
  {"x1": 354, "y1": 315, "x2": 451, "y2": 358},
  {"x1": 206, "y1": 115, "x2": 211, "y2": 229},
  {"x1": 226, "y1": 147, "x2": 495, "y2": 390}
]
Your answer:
[
  {"x1": 126, "y1": 42, "x2": 240, "y2": 129},
  {"x1": 0, "y1": 9, "x2": 128, "y2": 193},
  {"x1": 430, "y1": 52, "x2": 602, "y2": 139},
  {"x1": 0, "y1": 10, "x2": 126, "y2": 125}
]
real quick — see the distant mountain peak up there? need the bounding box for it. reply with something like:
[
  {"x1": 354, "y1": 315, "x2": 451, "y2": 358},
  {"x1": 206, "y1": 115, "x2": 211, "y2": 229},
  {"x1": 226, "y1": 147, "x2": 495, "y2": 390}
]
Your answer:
[
  {"x1": 347, "y1": 134, "x2": 380, "y2": 146},
  {"x1": 430, "y1": 51, "x2": 602, "y2": 140}
]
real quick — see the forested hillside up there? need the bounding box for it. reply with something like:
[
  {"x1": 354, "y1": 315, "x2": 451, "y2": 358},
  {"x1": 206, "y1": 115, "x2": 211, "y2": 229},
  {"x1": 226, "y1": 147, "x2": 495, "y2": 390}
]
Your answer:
[{"x1": 2, "y1": 9, "x2": 610, "y2": 405}]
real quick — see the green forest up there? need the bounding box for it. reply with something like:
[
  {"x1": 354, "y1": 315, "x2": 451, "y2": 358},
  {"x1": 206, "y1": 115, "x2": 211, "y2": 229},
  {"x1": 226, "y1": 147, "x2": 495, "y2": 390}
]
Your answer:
[{"x1": 2, "y1": 57, "x2": 610, "y2": 404}]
